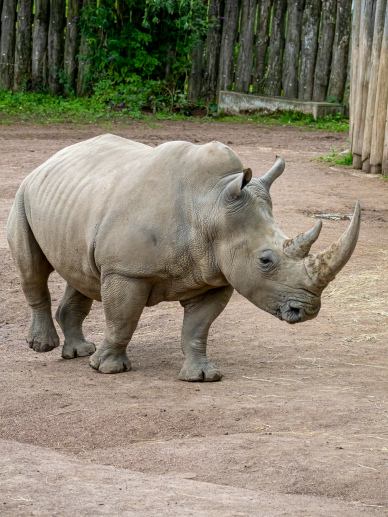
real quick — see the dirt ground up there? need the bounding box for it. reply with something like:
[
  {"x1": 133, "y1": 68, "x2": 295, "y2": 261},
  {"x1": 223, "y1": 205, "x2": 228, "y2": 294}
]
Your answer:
[{"x1": 0, "y1": 121, "x2": 387, "y2": 516}]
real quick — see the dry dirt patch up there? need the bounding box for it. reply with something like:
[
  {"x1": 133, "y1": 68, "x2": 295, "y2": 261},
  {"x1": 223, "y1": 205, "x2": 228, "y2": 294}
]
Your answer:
[{"x1": 0, "y1": 121, "x2": 387, "y2": 515}]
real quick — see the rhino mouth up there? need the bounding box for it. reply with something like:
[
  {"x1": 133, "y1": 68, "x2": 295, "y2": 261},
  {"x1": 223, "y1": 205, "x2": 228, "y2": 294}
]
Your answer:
[{"x1": 277, "y1": 301, "x2": 319, "y2": 324}]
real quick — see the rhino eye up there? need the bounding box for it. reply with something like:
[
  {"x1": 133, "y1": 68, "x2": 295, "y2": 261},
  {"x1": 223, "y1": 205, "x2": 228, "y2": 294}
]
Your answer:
[{"x1": 258, "y1": 250, "x2": 276, "y2": 271}]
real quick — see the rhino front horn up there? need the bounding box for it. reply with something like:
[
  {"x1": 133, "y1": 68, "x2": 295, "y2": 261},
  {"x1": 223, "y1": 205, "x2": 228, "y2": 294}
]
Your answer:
[
  {"x1": 305, "y1": 201, "x2": 361, "y2": 287},
  {"x1": 260, "y1": 156, "x2": 285, "y2": 190}
]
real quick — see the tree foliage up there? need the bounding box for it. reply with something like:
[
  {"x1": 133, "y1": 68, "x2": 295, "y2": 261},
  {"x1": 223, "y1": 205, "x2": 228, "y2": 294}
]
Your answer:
[{"x1": 78, "y1": 0, "x2": 207, "y2": 112}]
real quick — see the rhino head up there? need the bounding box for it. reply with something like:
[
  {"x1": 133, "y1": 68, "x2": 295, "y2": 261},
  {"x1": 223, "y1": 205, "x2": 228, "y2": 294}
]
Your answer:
[{"x1": 214, "y1": 157, "x2": 361, "y2": 324}]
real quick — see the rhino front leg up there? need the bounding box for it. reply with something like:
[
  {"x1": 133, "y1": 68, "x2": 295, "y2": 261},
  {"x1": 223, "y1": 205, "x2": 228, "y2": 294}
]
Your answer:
[
  {"x1": 55, "y1": 284, "x2": 95, "y2": 359},
  {"x1": 89, "y1": 274, "x2": 149, "y2": 374},
  {"x1": 178, "y1": 286, "x2": 233, "y2": 382}
]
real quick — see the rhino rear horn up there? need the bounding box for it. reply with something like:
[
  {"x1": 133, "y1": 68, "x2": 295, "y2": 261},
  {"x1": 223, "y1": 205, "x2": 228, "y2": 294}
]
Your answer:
[
  {"x1": 305, "y1": 202, "x2": 361, "y2": 286},
  {"x1": 260, "y1": 156, "x2": 285, "y2": 191}
]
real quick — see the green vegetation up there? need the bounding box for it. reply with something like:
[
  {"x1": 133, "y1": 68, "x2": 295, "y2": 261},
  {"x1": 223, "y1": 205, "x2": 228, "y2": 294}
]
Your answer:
[
  {"x1": 318, "y1": 149, "x2": 353, "y2": 166},
  {"x1": 0, "y1": 91, "x2": 349, "y2": 132}
]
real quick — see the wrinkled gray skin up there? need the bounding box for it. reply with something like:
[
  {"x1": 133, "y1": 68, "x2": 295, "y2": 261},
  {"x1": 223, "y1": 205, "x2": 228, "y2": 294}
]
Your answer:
[{"x1": 7, "y1": 135, "x2": 361, "y2": 381}]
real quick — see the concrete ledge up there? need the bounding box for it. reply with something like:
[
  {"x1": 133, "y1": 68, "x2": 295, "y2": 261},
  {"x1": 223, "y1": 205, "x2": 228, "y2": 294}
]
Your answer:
[{"x1": 218, "y1": 90, "x2": 346, "y2": 119}]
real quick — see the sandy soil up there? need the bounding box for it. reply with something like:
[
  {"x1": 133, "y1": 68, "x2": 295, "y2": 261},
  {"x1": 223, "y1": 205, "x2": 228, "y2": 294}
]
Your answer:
[{"x1": 0, "y1": 120, "x2": 387, "y2": 516}]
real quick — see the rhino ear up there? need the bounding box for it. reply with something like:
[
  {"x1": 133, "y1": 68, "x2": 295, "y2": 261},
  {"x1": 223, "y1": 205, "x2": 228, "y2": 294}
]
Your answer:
[{"x1": 225, "y1": 168, "x2": 252, "y2": 200}]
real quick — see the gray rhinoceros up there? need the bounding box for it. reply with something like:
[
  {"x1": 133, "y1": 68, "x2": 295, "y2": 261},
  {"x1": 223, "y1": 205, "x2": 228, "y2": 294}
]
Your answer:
[{"x1": 7, "y1": 134, "x2": 360, "y2": 381}]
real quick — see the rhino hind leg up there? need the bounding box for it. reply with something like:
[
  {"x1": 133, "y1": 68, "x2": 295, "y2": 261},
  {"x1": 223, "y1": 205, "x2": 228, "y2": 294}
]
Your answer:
[
  {"x1": 55, "y1": 284, "x2": 95, "y2": 359},
  {"x1": 89, "y1": 274, "x2": 149, "y2": 374},
  {"x1": 7, "y1": 194, "x2": 59, "y2": 353},
  {"x1": 178, "y1": 286, "x2": 233, "y2": 382}
]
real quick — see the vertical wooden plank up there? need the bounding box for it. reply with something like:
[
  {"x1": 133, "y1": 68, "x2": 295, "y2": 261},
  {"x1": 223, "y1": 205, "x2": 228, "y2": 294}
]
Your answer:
[
  {"x1": 327, "y1": 0, "x2": 352, "y2": 102},
  {"x1": 64, "y1": 0, "x2": 82, "y2": 95},
  {"x1": 0, "y1": 0, "x2": 17, "y2": 90},
  {"x1": 235, "y1": 0, "x2": 257, "y2": 92},
  {"x1": 312, "y1": 0, "x2": 336, "y2": 101},
  {"x1": 370, "y1": 4, "x2": 388, "y2": 173},
  {"x1": 349, "y1": 0, "x2": 361, "y2": 149},
  {"x1": 202, "y1": 0, "x2": 224, "y2": 101},
  {"x1": 298, "y1": 0, "x2": 321, "y2": 100},
  {"x1": 361, "y1": 0, "x2": 387, "y2": 172},
  {"x1": 32, "y1": 0, "x2": 50, "y2": 91},
  {"x1": 351, "y1": 0, "x2": 375, "y2": 169},
  {"x1": 282, "y1": 0, "x2": 304, "y2": 99},
  {"x1": 48, "y1": 0, "x2": 66, "y2": 94},
  {"x1": 382, "y1": 102, "x2": 388, "y2": 174},
  {"x1": 264, "y1": 0, "x2": 286, "y2": 96},
  {"x1": 252, "y1": 0, "x2": 272, "y2": 93},
  {"x1": 188, "y1": 40, "x2": 204, "y2": 103},
  {"x1": 14, "y1": 0, "x2": 32, "y2": 91},
  {"x1": 218, "y1": 0, "x2": 239, "y2": 91}
]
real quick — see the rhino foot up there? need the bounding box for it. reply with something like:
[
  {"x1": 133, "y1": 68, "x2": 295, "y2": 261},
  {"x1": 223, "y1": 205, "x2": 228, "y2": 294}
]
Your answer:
[
  {"x1": 89, "y1": 347, "x2": 131, "y2": 374},
  {"x1": 62, "y1": 340, "x2": 96, "y2": 359},
  {"x1": 27, "y1": 317, "x2": 60, "y2": 353},
  {"x1": 178, "y1": 359, "x2": 222, "y2": 382}
]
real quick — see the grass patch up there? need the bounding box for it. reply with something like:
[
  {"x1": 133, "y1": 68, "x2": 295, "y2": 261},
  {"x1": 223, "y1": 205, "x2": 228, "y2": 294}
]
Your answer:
[
  {"x1": 0, "y1": 91, "x2": 349, "y2": 132},
  {"x1": 318, "y1": 149, "x2": 353, "y2": 166}
]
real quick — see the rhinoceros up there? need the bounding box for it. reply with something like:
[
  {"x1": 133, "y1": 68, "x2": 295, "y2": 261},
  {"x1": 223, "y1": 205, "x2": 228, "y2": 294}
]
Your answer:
[{"x1": 7, "y1": 134, "x2": 360, "y2": 381}]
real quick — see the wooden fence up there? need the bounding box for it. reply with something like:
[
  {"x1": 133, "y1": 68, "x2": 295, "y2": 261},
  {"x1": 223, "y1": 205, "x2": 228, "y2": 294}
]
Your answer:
[
  {"x1": 350, "y1": 0, "x2": 388, "y2": 174},
  {"x1": 189, "y1": 0, "x2": 352, "y2": 105},
  {"x1": 0, "y1": 0, "x2": 92, "y2": 95},
  {"x1": 0, "y1": 0, "x2": 352, "y2": 104}
]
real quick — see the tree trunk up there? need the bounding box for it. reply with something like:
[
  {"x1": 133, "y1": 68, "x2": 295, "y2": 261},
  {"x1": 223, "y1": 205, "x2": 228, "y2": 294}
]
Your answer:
[
  {"x1": 32, "y1": 0, "x2": 49, "y2": 91},
  {"x1": 312, "y1": 0, "x2": 336, "y2": 101},
  {"x1": 253, "y1": 0, "x2": 272, "y2": 93},
  {"x1": 370, "y1": 4, "x2": 388, "y2": 173},
  {"x1": 64, "y1": 0, "x2": 81, "y2": 95},
  {"x1": 48, "y1": 0, "x2": 65, "y2": 94},
  {"x1": 361, "y1": 0, "x2": 387, "y2": 172},
  {"x1": 298, "y1": 0, "x2": 321, "y2": 100},
  {"x1": 282, "y1": 0, "x2": 304, "y2": 99},
  {"x1": 327, "y1": 0, "x2": 351, "y2": 102},
  {"x1": 351, "y1": 0, "x2": 375, "y2": 169},
  {"x1": 188, "y1": 40, "x2": 204, "y2": 103},
  {"x1": 235, "y1": 0, "x2": 257, "y2": 92},
  {"x1": 14, "y1": 0, "x2": 32, "y2": 91},
  {"x1": 0, "y1": 0, "x2": 17, "y2": 90},
  {"x1": 217, "y1": 0, "x2": 239, "y2": 91},
  {"x1": 264, "y1": 0, "x2": 286, "y2": 96},
  {"x1": 0, "y1": 1, "x2": 4, "y2": 42},
  {"x1": 202, "y1": 0, "x2": 224, "y2": 102}
]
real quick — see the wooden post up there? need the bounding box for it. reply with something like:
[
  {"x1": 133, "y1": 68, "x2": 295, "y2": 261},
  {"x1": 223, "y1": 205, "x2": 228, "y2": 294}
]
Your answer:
[
  {"x1": 32, "y1": 0, "x2": 50, "y2": 91},
  {"x1": 64, "y1": 0, "x2": 82, "y2": 95},
  {"x1": 383, "y1": 103, "x2": 388, "y2": 174},
  {"x1": 361, "y1": 0, "x2": 387, "y2": 172},
  {"x1": 235, "y1": 0, "x2": 257, "y2": 92},
  {"x1": 48, "y1": 0, "x2": 65, "y2": 94},
  {"x1": 0, "y1": 0, "x2": 17, "y2": 90},
  {"x1": 14, "y1": 0, "x2": 32, "y2": 91},
  {"x1": 298, "y1": 0, "x2": 321, "y2": 101},
  {"x1": 369, "y1": 5, "x2": 388, "y2": 173},
  {"x1": 282, "y1": 0, "x2": 304, "y2": 99},
  {"x1": 313, "y1": 0, "x2": 336, "y2": 101},
  {"x1": 351, "y1": 0, "x2": 375, "y2": 169},
  {"x1": 327, "y1": 0, "x2": 352, "y2": 102},
  {"x1": 349, "y1": 0, "x2": 361, "y2": 150},
  {"x1": 202, "y1": 0, "x2": 224, "y2": 102},
  {"x1": 218, "y1": 0, "x2": 239, "y2": 91},
  {"x1": 264, "y1": 0, "x2": 286, "y2": 96},
  {"x1": 252, "y1": 0, "x2": 272, "y2": 93},
  {"x1": 188, "y1": 40, "x2": 204, "y2": 103}
]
